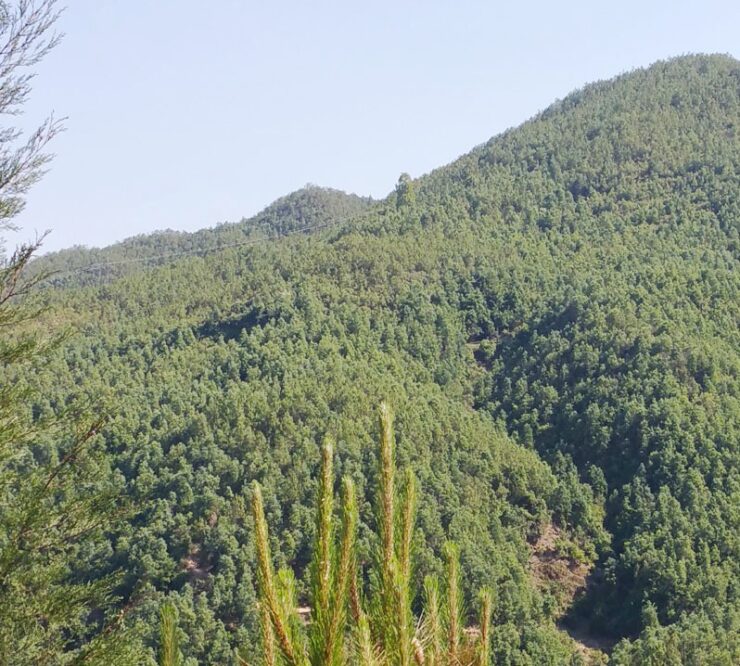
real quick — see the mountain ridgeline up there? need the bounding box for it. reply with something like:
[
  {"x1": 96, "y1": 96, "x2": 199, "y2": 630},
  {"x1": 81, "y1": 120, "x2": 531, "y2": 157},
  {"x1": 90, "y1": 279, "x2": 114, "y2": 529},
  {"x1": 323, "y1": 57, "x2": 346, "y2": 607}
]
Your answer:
[
  {"x1": 14, "y1": 54, "x2": 740, "y2": 663},
  {"x1": 31, "y1": 186, "x2": 374, "y2": 286}
]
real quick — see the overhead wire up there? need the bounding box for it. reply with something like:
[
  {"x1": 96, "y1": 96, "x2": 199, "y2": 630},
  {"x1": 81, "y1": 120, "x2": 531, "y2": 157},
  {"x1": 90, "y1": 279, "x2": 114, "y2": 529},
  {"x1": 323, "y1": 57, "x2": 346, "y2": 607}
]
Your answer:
[{"x1": 34, "y1": 221, "x2": 334, "y2": 285}]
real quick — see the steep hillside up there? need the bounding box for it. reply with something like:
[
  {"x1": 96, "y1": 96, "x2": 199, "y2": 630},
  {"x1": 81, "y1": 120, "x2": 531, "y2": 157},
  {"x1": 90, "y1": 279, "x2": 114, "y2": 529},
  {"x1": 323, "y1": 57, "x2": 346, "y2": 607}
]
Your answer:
[{"x1": 9, "y1": 54, "x2": 740, "y2": 664}]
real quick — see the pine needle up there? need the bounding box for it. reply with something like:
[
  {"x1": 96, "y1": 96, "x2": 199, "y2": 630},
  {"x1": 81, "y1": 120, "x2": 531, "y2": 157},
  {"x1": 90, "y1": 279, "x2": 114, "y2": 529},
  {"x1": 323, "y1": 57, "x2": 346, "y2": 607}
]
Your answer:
[
  {"x1": 252, "y1": 482, "x2": 305, "y2": 666},
  {"x1": 422, "y1": 576, "x2": 442, "y2": 666},
  {"x1": 444, "y1": 542, "x2": 463, "y2": 666},
  {"x1": 477, "y1": 588, "x2": 493, "y2": 666},
  {"x1": 159, "y1": 602, "x2": 180, "y2": 666}
]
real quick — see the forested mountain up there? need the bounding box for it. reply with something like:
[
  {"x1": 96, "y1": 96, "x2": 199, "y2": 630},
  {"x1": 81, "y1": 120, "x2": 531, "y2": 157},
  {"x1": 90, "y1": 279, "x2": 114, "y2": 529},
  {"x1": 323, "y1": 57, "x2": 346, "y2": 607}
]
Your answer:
[
  {"x1": 7, "y1": 53, "x2": 740, "y2": 664},
  {"x1": 30, "y1": 186, "x2": 374, "y2": 287}
]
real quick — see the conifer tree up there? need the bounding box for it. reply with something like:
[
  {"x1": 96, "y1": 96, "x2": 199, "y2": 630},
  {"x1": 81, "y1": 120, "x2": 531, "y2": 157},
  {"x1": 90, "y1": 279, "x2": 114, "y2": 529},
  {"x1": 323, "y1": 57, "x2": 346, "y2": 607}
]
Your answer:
[
  {"x1": 0, "y1": 2, "x2": 143, "y2": 662},
  {"x1": 247, "y1": 403, "x2": 495, "y2": 665},
  {"x1": 159, "y1": 603, "x2": 181, "y2": 666}
]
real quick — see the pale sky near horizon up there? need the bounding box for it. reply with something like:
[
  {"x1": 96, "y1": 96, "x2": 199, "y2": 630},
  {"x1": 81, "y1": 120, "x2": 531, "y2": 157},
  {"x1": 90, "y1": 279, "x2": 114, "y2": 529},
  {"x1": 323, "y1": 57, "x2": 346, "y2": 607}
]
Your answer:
[{"x1": 5, "y1": 0, "x2": 740, "y2": 253}]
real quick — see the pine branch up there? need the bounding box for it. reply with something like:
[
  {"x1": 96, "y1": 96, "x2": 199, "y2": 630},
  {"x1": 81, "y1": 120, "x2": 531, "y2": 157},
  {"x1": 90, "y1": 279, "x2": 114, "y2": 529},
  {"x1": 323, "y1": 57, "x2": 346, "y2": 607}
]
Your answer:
[
  {"x1": 251, "y1": 482, "x2": 306, "y2": 666},
  {"x1": 397, "y1": 468, "x2": 417, "y2": 666},
  {"x1": 444, "y1": 543, "x2": 463, "y2": 666},
  {"x1": 356, "y1": 614, "x2": 383, "y2": 666},
  {"x1": 316, "y1": 439, "x2": 334, "y2": 616},
  {"x1": 477, "y1": 589, "x2": 493, "y2": 666},
  {"x1": 159, "y1": 602, "x2": 180, "y2": 666},
  {"x1": 422, "y1": 576, "x2": 442, "y2": 666},
  {"x1": 377, "y1": 401, "x2": 397, "y2": 656},
  {"x1": 260, "y1": 603, "x2": 276, "y2": 666},
  {"x1": 321, "y1": 477, "x2": 358, "y2": 665},
  {"x1": 349, "y1": 565, "x2": 363, "y2": 626}
]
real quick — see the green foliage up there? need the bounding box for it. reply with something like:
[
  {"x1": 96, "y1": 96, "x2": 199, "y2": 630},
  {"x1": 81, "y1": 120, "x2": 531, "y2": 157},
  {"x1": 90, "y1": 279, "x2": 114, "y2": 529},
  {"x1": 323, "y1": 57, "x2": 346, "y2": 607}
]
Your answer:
[
  {"x1": 249, "y1": 403, "x2": 494, "y2": 665},
  {"x1": 421, "y1": 576, "x2": 443, "y2": 665},
  {"x1": 30, "y1": 186, "x2": 374, "y2": 288},
  {"x1": 610, "y1": 603, "x2": 740, "y2": 664},
  {"x1": 10, "y1": 53, "x2": 740, "y2": 663},
  {"x1": 395, "y1": 174, "x2": 416, "y2": 209},
  {"x1": 444, "y1": 542, "x2": 463, "y2": 664},
  {"x1": 0, "y1": 2, "x2": 144, "y2": 662},
  {"x1": 0, "y1": 246, "x2": 146, "y2": 666},
  {"x1": 159, "y1": 602, "x2": 181, "y2": 666},
  {"x1": 478, "y1": 588, "x2": 493, "y2": 666}
]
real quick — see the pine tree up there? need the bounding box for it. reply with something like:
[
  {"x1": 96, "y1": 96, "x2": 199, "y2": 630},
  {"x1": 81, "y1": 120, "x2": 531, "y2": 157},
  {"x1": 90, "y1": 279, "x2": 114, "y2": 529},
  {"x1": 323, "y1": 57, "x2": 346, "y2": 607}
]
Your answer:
[
  {"x1": 244, "y1": 403, "x2": 495, "y2": 665},
  {"x1": 159, "y1": 602, "x2": 181, "y2": 666},
  {"x1": 0, "y1": 2, "x2": 144, "y2": 662}
]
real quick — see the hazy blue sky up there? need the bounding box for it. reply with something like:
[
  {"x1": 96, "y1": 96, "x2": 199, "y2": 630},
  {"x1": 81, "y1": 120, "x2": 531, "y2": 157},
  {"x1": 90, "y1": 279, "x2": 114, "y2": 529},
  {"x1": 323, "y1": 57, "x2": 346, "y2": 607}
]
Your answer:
[{"x1": 7, "y1": 0, "x2": 740, "y2": 253}]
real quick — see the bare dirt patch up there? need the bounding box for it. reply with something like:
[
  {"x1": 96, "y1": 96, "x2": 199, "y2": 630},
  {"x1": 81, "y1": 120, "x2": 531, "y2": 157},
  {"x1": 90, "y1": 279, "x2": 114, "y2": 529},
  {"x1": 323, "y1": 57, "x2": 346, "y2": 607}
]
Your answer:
[
  {"x1": 529, "y1": 523, "x2": 614, "y2": 663},
  {"x1": 181, "y1": 543, "x2": 213, "y2": 583}
]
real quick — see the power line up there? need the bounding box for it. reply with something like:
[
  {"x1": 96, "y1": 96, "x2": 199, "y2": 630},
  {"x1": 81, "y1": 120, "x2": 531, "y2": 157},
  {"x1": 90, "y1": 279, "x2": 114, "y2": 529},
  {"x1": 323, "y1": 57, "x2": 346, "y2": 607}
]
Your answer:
[{"x1": 37, "y1": 221, "x2": 334, "y2": 285}]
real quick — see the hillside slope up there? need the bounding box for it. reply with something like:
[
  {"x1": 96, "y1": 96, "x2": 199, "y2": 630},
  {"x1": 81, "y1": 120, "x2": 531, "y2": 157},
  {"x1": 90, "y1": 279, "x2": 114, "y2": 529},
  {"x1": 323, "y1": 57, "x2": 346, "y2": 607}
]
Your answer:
[
  {"x1": 30, "y1": 185, "x2": 374, "y2": 287},
  {"x1": 11, "y1": 54, "x2": 740, "y2": 663}
]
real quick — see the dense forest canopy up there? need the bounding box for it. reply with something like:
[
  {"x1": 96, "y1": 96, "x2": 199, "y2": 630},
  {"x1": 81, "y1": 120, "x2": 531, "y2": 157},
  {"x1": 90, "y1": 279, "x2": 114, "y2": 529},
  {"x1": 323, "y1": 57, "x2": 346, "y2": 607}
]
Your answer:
[
  {"x1": 29, "y1": 186, "x2": 374, "y2": 287},
  {"x1": 5, "y1": 53, "x2": 740, "y2": 663}
]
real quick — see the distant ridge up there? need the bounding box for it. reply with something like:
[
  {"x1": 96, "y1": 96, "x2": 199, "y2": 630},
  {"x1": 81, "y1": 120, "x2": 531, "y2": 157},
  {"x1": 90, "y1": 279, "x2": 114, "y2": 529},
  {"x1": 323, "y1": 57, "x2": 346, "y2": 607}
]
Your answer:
[{"x1": 30, "y1": 185, "x2": 374, "y2": 286}]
